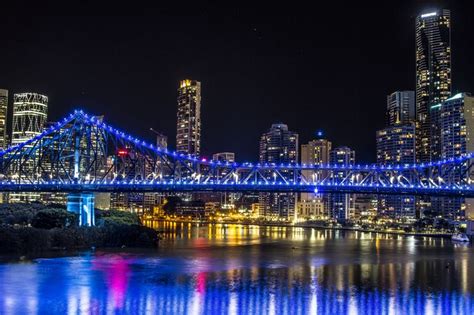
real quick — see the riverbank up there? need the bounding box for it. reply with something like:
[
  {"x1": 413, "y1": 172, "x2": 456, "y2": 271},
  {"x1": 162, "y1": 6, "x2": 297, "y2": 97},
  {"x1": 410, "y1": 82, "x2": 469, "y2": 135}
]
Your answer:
[
  {"x1": 144, "y1": 218, "x2": 453, "y2": 238},
  {"x1": 0, "y1": 224, "x2": 159, "y2": 255},
  {"x1": 0, "y1": 205, "x2": 159, "y2": 255}
]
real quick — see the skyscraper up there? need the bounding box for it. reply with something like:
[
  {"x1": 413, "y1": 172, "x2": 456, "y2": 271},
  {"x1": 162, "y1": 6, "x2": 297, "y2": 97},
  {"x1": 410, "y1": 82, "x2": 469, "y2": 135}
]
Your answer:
[
  {"x1": 415, "y1": 9, "x2": 451, "y2": 162},
  {"x1": 439, "y1": 93, "x2": 474, "y2": 219},
  {"x1": 176, "y1": 79, "x2": 201, "y2": 155},
  {"x1": 439, "y1": 93, "x2": 474, "y2": 159},
  {"x1": 12, "y1": 93, "x2": 48, "y2": 145},
  {"x1": 376, "y1": 124, "x2": 416, "y2": 219},
  {"x1": 300, "y1": 136, "x2": 332, "y2": 203},
  {"x1": 329, "y1": 146, "x2": 355, "y2": 221},
  {"x1": 376, "y1": 124, "x2": 416, "y2": 165},
  {"x1": 259, "y1": 123, "x2": 298, "y2": 218},
  {"x1": 0, "y1": 89, "x2": 8, "y2": 149},
  {"x1": 387, "y1": 91, "x2": 415, "y2": 126},
  {"x1": 9, "y1": 92, "x2": 48, "y2": 203}
]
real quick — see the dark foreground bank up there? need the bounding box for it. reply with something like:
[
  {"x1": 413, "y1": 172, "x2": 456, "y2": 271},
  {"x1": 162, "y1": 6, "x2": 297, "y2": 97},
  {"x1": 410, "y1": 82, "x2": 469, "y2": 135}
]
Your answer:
[{"x1": 0, "y1": 204, "x2": 159, "y2": 254}]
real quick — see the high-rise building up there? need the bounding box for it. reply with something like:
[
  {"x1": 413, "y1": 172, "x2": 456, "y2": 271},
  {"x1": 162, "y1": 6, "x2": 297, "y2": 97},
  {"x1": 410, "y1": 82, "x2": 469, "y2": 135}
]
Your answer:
[
  {"x1": 259, "y1": 123, "x2": 298, "y2": 164},
  {"x1": 300, "y1": 138, "x2": 332, "y2": 168},
  {"x1": 439, "y1": 93, "x2": 474, "y2": 219},
  {"x1": 176, "y1": 79, "x2": 201, "y2": 155},
  {"x1": 329, "y1": 146, "x2": 355, "y2": 167},
  {"x1": 415, "y1": 9, "x2": 451, "y2": 162},
  {"x1": 329, "y1": 146, "x2": 355, "y2": 221},
  {"x1": 300, "y1": 136, "x2": 332, "y2": 213},
  {"x1": 259, "y1": 123, "x2": 298, "y2": 218},
  {"x1": 12, "y1": 93, "x2": 48, "y2": 145},
  {"x1": 376, "y1": 124, "x2": 416, "y2": 219},
  {"x1": 439, "y1": 93, "x2": 474, "y2": 159},
  {"x1": 387, "y1": 91, "x2": 415, "y2": 126},
  {"x1": 376, "y1": 124, "x2": 416, "y2": 165},
  {"x1": 9, "y1": 93, "x2": 48, "y2": 203},
  {"x1": 0, "y1": 89, "x2": 8, "y2": 149}
]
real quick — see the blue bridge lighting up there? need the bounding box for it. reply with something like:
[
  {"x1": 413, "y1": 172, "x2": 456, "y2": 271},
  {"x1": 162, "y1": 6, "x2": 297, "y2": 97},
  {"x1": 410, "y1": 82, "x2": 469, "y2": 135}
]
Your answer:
[{"x1": 0, "y1": 109, "x2": 471, "y2": 225}]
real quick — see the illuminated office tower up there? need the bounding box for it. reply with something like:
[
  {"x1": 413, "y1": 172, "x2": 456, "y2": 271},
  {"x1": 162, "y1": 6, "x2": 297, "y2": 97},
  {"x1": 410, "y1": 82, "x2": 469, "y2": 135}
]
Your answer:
[
  {"x1": 387, "y1": 91, "x2": 415, "y2": 126},
  {"x1": 9, "y1": 93, "x2": 48, "y2": 202},
  {"x1": 300, "y1": 134, "x2": 331, "y2": 203},
  {"x1": 0, "y1": 89, "x2": 8, "y2": 149},
  {"x1": 438, "y1": 93, "x2": 474, "y2": 219},
  {"x1": 12, "y1": 93, "x2": 48, "y2": 145},
  {"x1": 329, "y1": 146, "x2": 355, "y2": 221},
  {"x1": 415, "y1": 10, "x2": 451, "y2": 162},
  {"x1": 176, "y1": 79, "x2": 201, "y2": 155},
  {"x1": 259, "y1": 123, "x2": 298, "y2": 218},
  {"x1": 376, "y1": 124, "x2": 416, "y2": 165},
  {"x1": 376, "y1": 124, "x2": 416, "y2": 219}
]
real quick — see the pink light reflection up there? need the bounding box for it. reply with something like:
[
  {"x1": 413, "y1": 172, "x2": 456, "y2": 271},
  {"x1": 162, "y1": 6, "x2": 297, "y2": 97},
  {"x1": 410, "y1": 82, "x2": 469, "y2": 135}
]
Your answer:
[{"x1": 92, "y1": 254, "x2": 131, "y2": 310}]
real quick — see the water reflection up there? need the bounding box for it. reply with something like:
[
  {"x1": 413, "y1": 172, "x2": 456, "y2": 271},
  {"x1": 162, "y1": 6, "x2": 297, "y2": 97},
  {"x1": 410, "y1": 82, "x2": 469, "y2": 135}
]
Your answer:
[{"x1": 0, "y1": 223, "x2": 473, "y2": 314}]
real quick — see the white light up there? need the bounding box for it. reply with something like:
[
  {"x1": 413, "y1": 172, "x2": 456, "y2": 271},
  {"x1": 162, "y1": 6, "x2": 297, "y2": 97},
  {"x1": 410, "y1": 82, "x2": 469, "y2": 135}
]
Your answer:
[{"x1": 421, "y1": 12, "x2": 437, "y2": 18}]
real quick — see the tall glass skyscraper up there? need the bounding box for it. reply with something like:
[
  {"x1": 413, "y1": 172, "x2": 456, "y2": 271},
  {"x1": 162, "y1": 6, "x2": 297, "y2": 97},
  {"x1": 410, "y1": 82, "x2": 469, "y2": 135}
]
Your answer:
[
  {"x1": 176, "y1": 79, "x2": 201, "y2": 155},
  {"x1": 259, "y1": 123, "x2": 298, "y2": 218},
  {"x1": 376, "y1": 124, "x2": 416, "y2": 219},
  {"x1": 387, "y1": 91, "x2": 415, "y2": 126},
  {"x1": 438, "y1": 93, "x2": 474, "y2": 220},
  {"x1": 415, "y1": 9, "x2": 451, "y2": 162},
  {"x1": 329, "y1": 146, "x2": 355, "y2": 221},
  {"x1": 0, "y1": 89, "x2": 8, "y2": 149}
]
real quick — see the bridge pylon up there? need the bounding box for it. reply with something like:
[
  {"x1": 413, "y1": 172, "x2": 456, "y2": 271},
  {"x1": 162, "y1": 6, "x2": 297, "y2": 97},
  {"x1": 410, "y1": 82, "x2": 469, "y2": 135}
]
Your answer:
[{"x1": 67, "y1": 192, "x2": 95, "y2": 226}]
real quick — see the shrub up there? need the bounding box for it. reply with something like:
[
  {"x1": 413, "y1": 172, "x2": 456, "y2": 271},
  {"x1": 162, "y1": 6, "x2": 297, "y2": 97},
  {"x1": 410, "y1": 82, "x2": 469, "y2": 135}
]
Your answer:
[
  {"x1": 31, "y1": 208, "x2": 78, "y2": 229},
  {"x1": 95, "y1": 209, "x2": 141, "y2": 226}
]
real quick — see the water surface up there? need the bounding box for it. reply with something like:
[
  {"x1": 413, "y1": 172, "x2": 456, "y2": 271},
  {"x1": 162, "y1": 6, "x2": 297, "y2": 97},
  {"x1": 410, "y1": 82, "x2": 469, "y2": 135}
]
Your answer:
[{"x1": 0, "y1": 222, "x2": 473, "y2": 314}]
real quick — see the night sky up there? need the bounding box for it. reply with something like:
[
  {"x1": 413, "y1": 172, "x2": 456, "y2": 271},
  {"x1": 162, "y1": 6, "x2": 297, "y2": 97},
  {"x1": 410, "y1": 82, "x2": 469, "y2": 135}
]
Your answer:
[{"x1": 1, "y1": 1, "x2": 473, "y2": 162}]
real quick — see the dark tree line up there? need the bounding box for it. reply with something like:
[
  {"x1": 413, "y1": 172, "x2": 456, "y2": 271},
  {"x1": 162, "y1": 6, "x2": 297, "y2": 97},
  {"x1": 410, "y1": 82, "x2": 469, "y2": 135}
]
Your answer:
[{"x1": 0, "y1": 204, "x2": 159, "y2": 254}]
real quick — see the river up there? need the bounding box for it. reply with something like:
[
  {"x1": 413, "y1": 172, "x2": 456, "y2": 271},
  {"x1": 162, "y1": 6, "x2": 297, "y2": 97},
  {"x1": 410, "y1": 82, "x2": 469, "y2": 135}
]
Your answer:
[{"x1": 0, "y1": 222, "x2": 473, "y2": 314}]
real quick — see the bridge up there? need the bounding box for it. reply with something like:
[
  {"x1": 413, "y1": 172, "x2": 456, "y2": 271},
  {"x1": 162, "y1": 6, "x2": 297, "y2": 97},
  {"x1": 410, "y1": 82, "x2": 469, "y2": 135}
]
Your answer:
[{"x1": 0, "y1": 110, "x2": 472, "y2": 225}]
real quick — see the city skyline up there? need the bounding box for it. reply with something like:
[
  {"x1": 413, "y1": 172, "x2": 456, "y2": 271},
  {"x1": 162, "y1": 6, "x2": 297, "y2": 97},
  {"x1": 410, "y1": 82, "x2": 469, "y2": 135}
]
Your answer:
[
  {"x1": 1, "y1": 2, "x2": 473, "y2": 162},
  {"x1": 0, "y1": 3, "x2": 473, "y2": 313}
]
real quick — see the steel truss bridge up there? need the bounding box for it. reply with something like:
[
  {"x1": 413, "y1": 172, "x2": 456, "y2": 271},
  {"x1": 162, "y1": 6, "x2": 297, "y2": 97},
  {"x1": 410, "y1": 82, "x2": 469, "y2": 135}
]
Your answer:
[{"x1": 0, "y1": 110, "x2": 473, "y2": 225}]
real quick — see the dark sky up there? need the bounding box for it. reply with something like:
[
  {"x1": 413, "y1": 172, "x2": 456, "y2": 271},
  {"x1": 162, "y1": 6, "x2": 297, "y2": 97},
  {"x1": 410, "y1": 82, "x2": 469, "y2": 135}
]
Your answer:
[{"x1": 1, "y1": 0, "x2": 473, "y2": 162}]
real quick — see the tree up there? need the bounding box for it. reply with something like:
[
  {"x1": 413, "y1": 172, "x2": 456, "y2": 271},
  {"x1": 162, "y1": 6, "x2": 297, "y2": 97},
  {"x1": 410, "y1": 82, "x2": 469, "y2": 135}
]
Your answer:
[{"x1": 31, "y1": 209, "x2": 77, "y2": 229}]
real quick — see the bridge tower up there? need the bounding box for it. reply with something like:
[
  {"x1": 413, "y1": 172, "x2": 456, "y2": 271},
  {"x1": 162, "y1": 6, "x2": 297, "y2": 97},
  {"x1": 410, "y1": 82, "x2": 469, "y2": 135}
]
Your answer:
[
  {"x1": 66, "y1": 121, "x2": 96, "y2": 226},
  {"x1": 67, "y1": 193, "x2": 95, "y2": 226}
]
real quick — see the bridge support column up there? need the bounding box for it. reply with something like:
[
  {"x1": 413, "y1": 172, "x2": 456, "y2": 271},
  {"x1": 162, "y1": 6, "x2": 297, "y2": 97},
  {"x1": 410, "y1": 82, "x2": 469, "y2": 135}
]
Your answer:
[{"x1": 67, "y1": 192, "x2": 95, "y2": 226}]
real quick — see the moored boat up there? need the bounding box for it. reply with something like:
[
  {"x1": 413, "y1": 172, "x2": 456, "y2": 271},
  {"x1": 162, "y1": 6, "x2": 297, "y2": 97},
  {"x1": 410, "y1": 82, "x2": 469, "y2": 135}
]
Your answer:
[{"x1": 452, "y1": 233, "x2": 470, "y2": 242}]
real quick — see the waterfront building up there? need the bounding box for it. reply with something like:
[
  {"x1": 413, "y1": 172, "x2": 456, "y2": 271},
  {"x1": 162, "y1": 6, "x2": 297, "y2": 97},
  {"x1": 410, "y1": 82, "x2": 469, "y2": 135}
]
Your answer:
[
  {"x1": 174, "y1": 200, "x2": 206, "y2": 217},
  {"x1": 438, "y1": 93, "x2": 474, "y2": 219},
  {"x1": 377, "y1": 100, "x2": 417, "y2": 220},
  {"x1": 0, "y1": 89, "x2": 8, "y2": 149},
  {"x1": 300, "y1": 135, "x2": 332, "y2": 217},
  {"x1": 387, "y1": 91, "x2": 415, "y2": 126},
  {"x1": 415, "y1": 9, "x2": 451, "y2": 162},
  {"x1": 329, "y1": 146, "x2": 355, "y2": 221},
  {"x1": 176, "y1": 79, "x2": 201, "y2": 155},
  {"x1": 296, "y1": 199, "x2": 326, "y2": 220},
  {"x1": 258, "y1": 123, "x2": 298, "y2": 218},
  {"x1": 354, "y1": 195, "x2": 378, "y2": 222}
]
